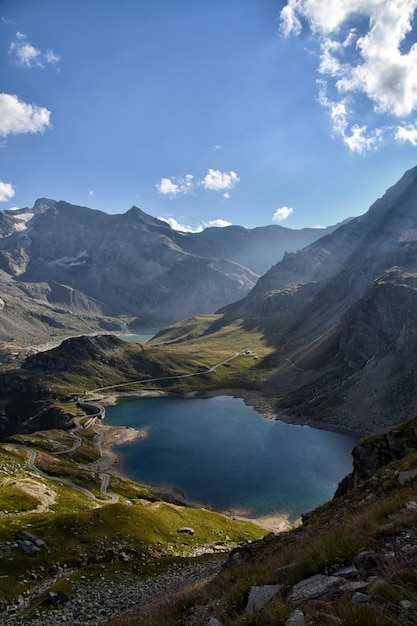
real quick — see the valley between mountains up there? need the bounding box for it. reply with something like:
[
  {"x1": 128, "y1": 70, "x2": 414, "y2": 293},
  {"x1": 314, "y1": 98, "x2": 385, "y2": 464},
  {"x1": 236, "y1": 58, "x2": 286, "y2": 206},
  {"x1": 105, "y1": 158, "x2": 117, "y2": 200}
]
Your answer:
[{"x1": 3, "y1": 167, "x2": 417, "y2": 624}]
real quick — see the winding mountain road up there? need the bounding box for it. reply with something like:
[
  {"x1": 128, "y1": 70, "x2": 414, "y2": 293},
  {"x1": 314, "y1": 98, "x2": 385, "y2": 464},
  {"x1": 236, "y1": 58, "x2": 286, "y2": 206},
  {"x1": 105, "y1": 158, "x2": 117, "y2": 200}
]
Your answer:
[
  {"x1": 55, "y1": 417, "x2": 83, "y2": 455},
  {"x1": 14, "y1": 420, "x2": 119, "y2": 504},
  {"x1": 15, "y1": 352, "x2": 242, "y2": 507}
]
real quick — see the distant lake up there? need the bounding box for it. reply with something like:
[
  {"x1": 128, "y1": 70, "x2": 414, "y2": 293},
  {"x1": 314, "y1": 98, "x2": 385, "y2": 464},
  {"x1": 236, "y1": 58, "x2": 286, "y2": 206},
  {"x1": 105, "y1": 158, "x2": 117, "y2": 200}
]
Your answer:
[
  {"x1": 106, "y1": 396, "x2": 358, "y2": 523},
  {"x1": 117, "y1": 333, "x2": 155, "y2": 343}
]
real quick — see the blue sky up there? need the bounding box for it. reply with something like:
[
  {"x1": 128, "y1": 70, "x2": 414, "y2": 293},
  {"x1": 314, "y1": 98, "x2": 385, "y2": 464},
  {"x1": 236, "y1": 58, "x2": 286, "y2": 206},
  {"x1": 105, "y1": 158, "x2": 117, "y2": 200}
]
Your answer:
[{"x1": 1, "y1": 0, "x2": 417, "y2": 230}]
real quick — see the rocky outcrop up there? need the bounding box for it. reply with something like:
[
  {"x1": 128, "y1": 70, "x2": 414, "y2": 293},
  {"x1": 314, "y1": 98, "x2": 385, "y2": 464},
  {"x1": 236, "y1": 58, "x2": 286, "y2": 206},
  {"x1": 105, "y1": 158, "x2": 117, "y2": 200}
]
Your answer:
[
  {"x1": 335, "y1": 415, "x2": 417, "y2": 496},
  {"x1": 22, "y1": 335, "x2": 124, "y2": 373}
]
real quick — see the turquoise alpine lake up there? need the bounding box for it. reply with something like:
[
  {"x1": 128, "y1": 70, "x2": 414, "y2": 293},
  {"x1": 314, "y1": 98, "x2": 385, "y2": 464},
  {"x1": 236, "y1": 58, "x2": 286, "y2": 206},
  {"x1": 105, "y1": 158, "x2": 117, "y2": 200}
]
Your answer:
[{"x1": 105, "y1": 396, "x2": 359, "y2": 522}]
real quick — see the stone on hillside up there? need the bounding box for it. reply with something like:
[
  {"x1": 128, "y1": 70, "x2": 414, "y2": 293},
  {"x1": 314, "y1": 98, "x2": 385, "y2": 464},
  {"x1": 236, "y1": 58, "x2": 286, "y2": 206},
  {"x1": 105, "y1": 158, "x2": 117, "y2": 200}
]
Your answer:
[
  {"x1": 17, "y1": 540, "x2": 40, "y2": 556},
  {"x1": 352, "y1": 551, "x2": 382, "y2": 577},
  {"x1": 208, "y1": 618, "x2": 224, "y2": 626},
  {"x1": 46, "y1": 590, "x2": 70, "y2": 606},
  {"x1": 289, "y1": 574, "x2": 343, "y2": 603},
  {"x1": 286, "y1": 609, "x2": 305, "y2": 625},
  {"x1": 245, "y1": 584, "x2": 284, "y2": 612},
  {"x1": 399, "y1": 600, "x2": 412, "y2": 610},
  {"x1": 15, "y1": 530, "x2": 37, "y2": 543},
  {"x1": 339, "y1": 580, "x2": 369, "y2": 593},
  {"x1": 332, "y1": 565, "x2": 359, "y2": 579},
  {"x1": 398, "y1": 468, "x2": 417, "y2": 485},
  {"x1": 177, "y1": 527, "x2": 195, "y2": 535},
  {"x1": 15, "y1": 530, "x2": 46, "y2": 556},
  {"x1": 34, "y1": 538, "x2": 46, "y2": 548},
  {"x1": 352, "y1": 592, "x2": 371, "y2": 604}
]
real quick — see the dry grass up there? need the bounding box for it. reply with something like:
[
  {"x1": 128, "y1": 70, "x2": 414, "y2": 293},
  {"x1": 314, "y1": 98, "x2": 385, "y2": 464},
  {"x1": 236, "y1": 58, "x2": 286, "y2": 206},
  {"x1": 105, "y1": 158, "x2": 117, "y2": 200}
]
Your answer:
[{"x1": 103, "y1": 573, "x2": 215, "y2": 626}]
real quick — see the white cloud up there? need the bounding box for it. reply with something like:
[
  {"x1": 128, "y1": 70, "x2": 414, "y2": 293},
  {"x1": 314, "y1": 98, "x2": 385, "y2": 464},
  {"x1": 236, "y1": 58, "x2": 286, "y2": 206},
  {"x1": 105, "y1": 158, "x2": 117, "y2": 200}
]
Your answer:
[
  {"x1": 0, "y1": 93, "x2": 51, "y2": 137},
  {"x1": 204, "y1": 218, "x2": 232, "y2": 228},
  {"x1": 158, "y1": 216, "x2": 232, "y2": 232},
  {"x1": 202, "y1": 169, "x2": 240, "y2": 191},
  {"x1": 0, "y1": 181, "x2": 15, "y2": 202},
  {"x1": 344, "y1": 124, "x2": 384, "y2": 153},
  {"x1": 156, "y1": 174, "x2": 193, "y2": 196},
  {"x1": 280, "y1": 0, "x2": 417, "y2": 150},
  {"x1": 9, "y1": 32, "x2": 61, "y2": 68},
  {"x1": 318, "y1": 82, "x2": 384, "y2": 152},
  {"x1": 157, "y1": 178, "x2": 180, "y2": 195},
  {"x1": 158, "y1": 216, "x2": 195, "y2": 231},
  {"x1": 45, "y1": 50, "x2": 61, "y2": 65},
  {"x1": 395, "y1": 122, "x2": 417, "y2": 145},
  {"x1": 157, "y1": 170, "x2": 239, "y2": 198},
  {"x1": 89, "y1": 190, "x2": 95, "y2": 196},
  {"x1": 272, "y1": 206, "x2": 294, "y2": 223},
  {"x1": 213, "y1": 144, "x2": 222, "y2": 151}
]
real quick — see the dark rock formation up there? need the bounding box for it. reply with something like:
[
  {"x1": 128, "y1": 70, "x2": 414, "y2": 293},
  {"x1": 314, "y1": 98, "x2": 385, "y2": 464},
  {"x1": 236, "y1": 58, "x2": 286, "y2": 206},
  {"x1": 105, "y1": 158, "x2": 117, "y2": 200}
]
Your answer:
[{"x1": 335, "y1": 416, "x2": 417, "y2": 496}]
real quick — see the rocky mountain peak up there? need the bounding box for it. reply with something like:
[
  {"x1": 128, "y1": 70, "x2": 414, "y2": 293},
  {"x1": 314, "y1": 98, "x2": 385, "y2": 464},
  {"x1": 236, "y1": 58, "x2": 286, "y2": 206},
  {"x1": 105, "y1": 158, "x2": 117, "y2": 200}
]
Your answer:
[
  {"x1": 122, "y1": 206, "x2": 172, "y2": 232},
  {"x1": 33, "y1": 198, "x2": 57, "y2": 214}
]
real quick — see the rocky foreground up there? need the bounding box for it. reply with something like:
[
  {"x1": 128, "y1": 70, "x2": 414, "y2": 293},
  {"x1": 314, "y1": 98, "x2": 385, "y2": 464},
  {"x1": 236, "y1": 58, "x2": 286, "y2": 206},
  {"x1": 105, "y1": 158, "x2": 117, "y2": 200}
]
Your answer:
[
  {"x1": 8, "y1": 501, "x2": 417, "y2": 626},
  {"x1": 4, "y1": 557, "x2": 224, "y2": 625}
]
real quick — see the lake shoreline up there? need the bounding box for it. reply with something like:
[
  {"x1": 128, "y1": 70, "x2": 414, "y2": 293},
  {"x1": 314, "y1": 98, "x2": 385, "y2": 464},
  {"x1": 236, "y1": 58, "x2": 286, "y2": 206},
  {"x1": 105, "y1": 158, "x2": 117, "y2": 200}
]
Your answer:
[
  {"x1": 87, "y1": 388, "x2": 361, "y2": 534},
  {"x1": 98, "y1": 387, "x2": 365, "y2": 438}
]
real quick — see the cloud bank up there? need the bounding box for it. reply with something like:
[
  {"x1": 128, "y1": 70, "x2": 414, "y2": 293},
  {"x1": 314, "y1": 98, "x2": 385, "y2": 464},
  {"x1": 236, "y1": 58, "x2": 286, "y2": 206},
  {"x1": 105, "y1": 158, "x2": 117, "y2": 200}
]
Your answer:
[{"x1": 280, "y1": 0, "x2": 417, "y2": 151}]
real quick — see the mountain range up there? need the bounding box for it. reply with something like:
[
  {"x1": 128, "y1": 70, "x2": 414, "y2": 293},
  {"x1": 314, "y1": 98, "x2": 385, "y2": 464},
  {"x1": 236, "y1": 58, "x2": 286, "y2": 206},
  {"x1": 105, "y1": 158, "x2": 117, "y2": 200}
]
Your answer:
[{"x1": 0, "y1": 199, "x2": 339, "y2": 347}]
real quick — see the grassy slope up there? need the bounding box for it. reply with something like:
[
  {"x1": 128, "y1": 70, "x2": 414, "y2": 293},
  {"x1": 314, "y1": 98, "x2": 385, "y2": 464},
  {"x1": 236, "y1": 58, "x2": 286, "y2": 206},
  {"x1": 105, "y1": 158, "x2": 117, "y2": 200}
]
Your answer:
[{"x1": 0, "y1": 431, "x2": 265, "y2": 612}]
